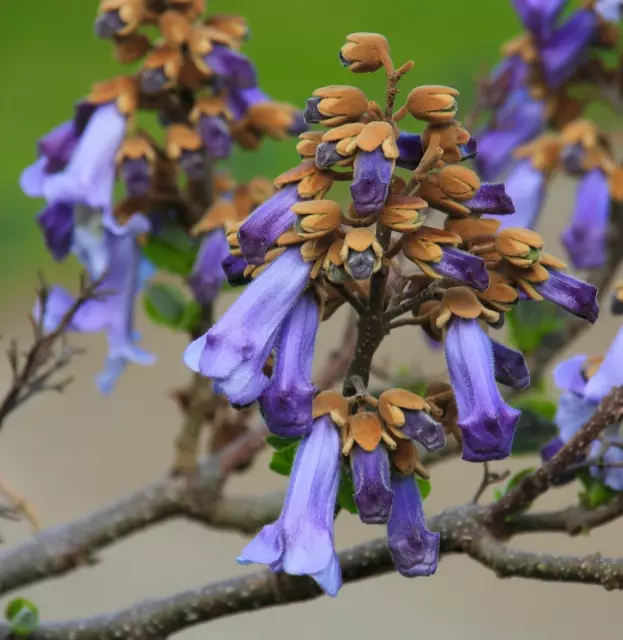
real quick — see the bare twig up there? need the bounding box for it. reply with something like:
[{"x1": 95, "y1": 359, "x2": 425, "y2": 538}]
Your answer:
[
  {"x1": 0, "y1": 474, "x2": 40, "y2": 532},
  {"x1": 472, "y1": 462, "x2": 510, "y2": 504}
]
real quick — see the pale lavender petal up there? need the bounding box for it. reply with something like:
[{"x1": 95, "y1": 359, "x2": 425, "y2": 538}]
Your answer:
[
  {"x1": 584, "y1": 326, "x2": 623, "y2": 402},
  {"x1": 595, "y1": 0, "x2": 622, "y2": 21},
  {"x1": 259, "y1": 292, "x2": 319, "y2": 438},
  {"x1": 387, "y1": 473, "x2": 439, "y2": 577},
  {"x1": 561, "y1": 169, "x2": 610, "y2": 269},
  {"x1": 187, "y1": 230, "x2": 229, "y2": 305},
  {"x1": 444, "y1": 318, "x2": 521, "y2": 462},
  {"x1": 552, "y1": 354, "x2": 588, "y2": 395},
  {"x1": 493, "y1": 160, "x2": 545, "y2": 230},
  {"x1": 351, "y1": 445, "x2": 393, "y2": 524},
  {"x1": 20, "y1": 158, "x2": 48, "y2": 198},
  {"x1": 555, "y1": 390, "x2": 597, "y2": 443}
]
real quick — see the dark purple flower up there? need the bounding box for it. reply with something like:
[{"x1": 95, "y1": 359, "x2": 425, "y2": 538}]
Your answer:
[
  {"x1": 140, "y1": 69, "x2": 168, "y2": 95},
  {"x1": 533, "y1": 269, "x2": 598, "y2": 323},
  {"x1": 401, "y1": 411, "x2": 445, "y2": 452},
  {"x1": 561, "y1": 169, "x2": 610, "y2": 269},
  {"x1": 203, "y1": 45, "x2": 257, "y2": 90},
  {"x1": 463, "y1": 183, "x2": 515, "y2": 215},
  {"x1": 303, "y1": 97, "x2": 325, "y2": 124},
  {"x1": 387, "y1": 473, "x2": 439, "y2": 577},
  {"x1": 475, "y1": 88, "x2": 545, "y2": 181},
  {"x1": 184, "y1": 248, "x2": 312, "y2": 406},
  {"x1": 539, "y1": 9, "x2": 599, "y2": 89},
  {"x1": 178, "y1": 150, "x2": 206, "y2": 181},
  {"x1": 561, "y1": 143, "x2": 586, "y2": 175},
  {"x1": 487, "y1": 56, "x2": 530, "y2": 107},
  {"x1": 350, "y1": 148, "x2": 392, "y2": 216},
  {"x1": 459, "y1": 137, "x2": 478, "y2": 160},
  {"x1": 33, "y1": 212, "x2": 156, "y2": 394},
  {"x1": 491, "y1": 340, "x2": 530, "y2": 390},
  {"x1": 491, "y1": 159, "x2": 546, "y2": 230},
  {"x1": 540, "y1": 436, "x2": 580, "y2": 485},
  {"x1": 238, "y1": 415, "x2": 342, "y2": 596},
  {"x1": 351, "y1": 445, "x2": 393, "y2": 524},
  {"x1": 197, "y1": 116, "x2": 233, "y2": 159},
  {"x1": 187, "y1": 230, "x2": 230, "y2": 306},
  {"x1": 38, "y1": 121, "x2": 79, "y2": 173},
  {"x1": 259, "y1": 292, "x2": 319, "y2": 438},
  {"x1": 512, "y1": 0, "x2": 567, "y2": 41},
  {"x1": 119, "y1": 158, "x2": 152, "y2": 197},
  {"x1": 37, "y1": 202, "x2": 74, "y2": 261},
  {"x1": 314, "y1": 142, "x2": 344, "y2": 169},
  {"x1": 396, "y1": 132, "x2": 424, "y2": 171},
  {"x1": 238, "y1": 184, "x2": 300, "y2": 265},
  {"x1": 222, "y1": 253, "x2": 251, "y2": 287},
  {"x1": 288, "y1": 111, "x2": 308, "y2": 136},
  {"x1": 227, "y1": 87, "x2": 270, "y2": 121},
  {"x1": 429, "y1": 248, "x2": 490, "y2": 291},
  {"x1": 94, "y1": 9, "x2": 125, "y2": 38},
  {"x1": 444, "y1": 317, "x2": 521, "y2": 462}
]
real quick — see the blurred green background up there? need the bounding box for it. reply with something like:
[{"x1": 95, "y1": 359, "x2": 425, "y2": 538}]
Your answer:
[{"x1": 0, "y1": 0, "x2": 521, "y2": 289}]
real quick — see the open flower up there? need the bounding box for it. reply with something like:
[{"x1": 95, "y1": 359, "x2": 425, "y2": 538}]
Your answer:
[
  {"x1": 259, "y1": 292, "x2": 319, "y2": 438},
  {"x1": 238, "y1": 415, "x2": 342, "y2": 596},
  {"x1": 511, "y1": 0, "x2": 567, "y2": 41},
  {"x1": 184, "y1": 248, "x2": 312, "y2": 406},
  {"x1": 34, "y1": 212, "x2": 156, "y2": 394},
  {"x1": 387, "y1": 473, "x2": 439, "y2": 577},
  {"x1": 561, "y1": 169, "x2": 610, "y2": 269},
  {"x1": 187, "y1": 229, "x2": 230, "y2": 306}
]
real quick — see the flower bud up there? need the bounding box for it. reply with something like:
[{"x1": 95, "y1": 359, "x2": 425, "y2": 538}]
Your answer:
[
  {"x1": 406, "y1": 85, "x2": 459, "y2": 124},
  {"x1": 140, "y1": 45, "x2": 183, "y2": 94},
  {"x1": 95, "y1": 0, "x2": 143, "y2": 38},
  {"x1": 292, "y1": 200, "x2": 343, "y2": 240},
  {"x1": 495, "y1": 228, "x2": 544, "y2": 268},
  {"x1": 303, "y1": 86, "x2": 368, "y2": 127},
  {"x1": 340, "y1": 228, "x2": 383, "y2": 280},
  {"x1": 437, "y1": 165, "x2": 481, "y2": 201},
  {"x1": 339, "y1": 32, "x2": 391, "y2": 73},
  {"x1": 379, "y1": 195, "x2": 427, "y2": 232}
]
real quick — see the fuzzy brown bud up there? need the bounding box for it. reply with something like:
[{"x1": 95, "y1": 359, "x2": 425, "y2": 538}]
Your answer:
[
  {"x1": 339, "y1": 32, "x2": 391, "y2": 73},
  {"x1": 406, "y1": 85, "x2": 459, "y2": 124},
  {"x1": 437, "y1": 165, "x2": 481, "y2": 201}
]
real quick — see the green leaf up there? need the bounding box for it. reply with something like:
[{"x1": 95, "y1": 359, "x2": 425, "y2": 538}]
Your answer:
[
  {"x1": 143, "y1": 283, "x2": 188, "y2": 329},
  {"x1": 578, "y1": 471, "x2": 617, "y2": 509},
  {"x1": 511, "y1": 391, "x2": 557, "y2": 422},
  {"x1": 266, "y1": 435, "x2": 300, "y2": 450},
  {"x1": 337, "y1": 469, "x2": 358, "y2": 514},
  {"x1": 506, "y1": 300, "x2": 565, "y2": 355},
  {"x1": 510, "y1": 408, "x2": 557, "y2": 456},
  {"x1": 269, "y1": 441, "x2": 300, "y2": 477},
  {"x1": 177, "y1": 300, "x2": 202, "y2": 333},
  {"x1": 416, "y1": 476, "x2": 432, "y2": 500},
  {"x1": 503, "y1": 467, "x2": 535, "y2": 496},
  {"x1": 5, "y1": 598, "x2": 39, "y2": 636},
  {"x1": 142, "y1": 222, "x2": 198, "y2": 277}
]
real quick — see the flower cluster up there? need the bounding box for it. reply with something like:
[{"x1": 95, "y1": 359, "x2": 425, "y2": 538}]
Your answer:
[
  {"x1": 20, "y1": 0, "x2": 304, "y2": 392},
  {"x1": 474, "y1": 0, "x2": 623, "y2": 268},
  {"x1": 185, "y1": 32, "x2": 599, "y2": 594},
  {"x1": 542, "y1": 324, "x2": 623, "y2": 490}
]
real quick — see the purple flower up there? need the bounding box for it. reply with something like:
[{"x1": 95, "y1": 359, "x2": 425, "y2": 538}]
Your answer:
[
  {"x1": 259, "y1": 292, "x2": 319, "y2": 438},
  {"x1": 491, "y1": 340, "x2": 530, "y2": 390},
  {"x1": 222, "y1": 253, "x2": 251, "y2": 287},
  {"x1": 94, "y1": 8, "x2": 126, "y2": 38},
  {"x1": 533, "y1": 269, "x2": 598, "y2": 323},
  {"x1": 475, "y1": 88, "x2": 545, "y2": 181},
  {"x1": 22, "y1": 103, "x2": 126, "y2": 212},
  {"x1": 401, "y1": 411, "x2": 445, "y2": 452},
  {"x1": 491, "y1": 159, "x2": 546, "y2": 230},
  {"x1": 582, "y1": 325, "x2": 623, "y2": 402},
  {"x1": 21, "y1": 121, "x2": 78, "y2": 186},
  {"x1": 387, "y1": 473, "x2": 439, "y2": 577},
  {"x1": 350, "y1": 148, "x2": 392, "y2": 216},
  {"x1": 561, "y1": 169, "x2": 610, "y2": 269},
  {"x1": 238, "y1": 415, "x2": 342, "y2": 596},
  {"x1": 197, "y1": 116, "x2": 233, "y2": 159},
  {"x1": 396, "y1": 132, "x2": 424, "y2": 170},
  {"x1": 512, "y1": 0, "x2": 567, "y2": 41},
  {"x1": 203, "y1": 45, "x2": 257, "y2": 90},
  {"x1": 119, "y1": 158, "x2": 152, "y2": 197},
  {"x1": 33, "y1": 212, "x2": 156, "y2": 394},
  {"x1": 595, "y1": 0, "x2": 622, "y2": 21},
  {"x1": 444, "y1": 317, "x2": 521, "y2": 462},
  {"x1": 187, "y1": 230, "x2": 230, "y2": 306},
  {"x1": 539, "y1": 435, "x2": 581, "y2": 485},
  {"x1": 429, "y1": 248, "x2": 490, "y2": 291},
  {"x1": 227, "y1": 87, "x2": 270, "y2": 121},
  {"x1": 351, "y1": 445, "x2": 393, "y2": 524},
  {"x1": 314, "y1": 142, "x2": 344, "y2": 169},
  {"x1": 238, "y1": 184, "x2": 300, "y2": 265},
  {"x1": 539, "y1": 9, "x2": 599, "y2": 89},
  {"x1": 37, "y1": 202, "x2": 74, "y2": 261},
  {"x1": 463, "y1": 183, "x2": 515, "y2": 215},
  {"x1": 184, "y1": 248, "x2": 312, "y2": 406}
]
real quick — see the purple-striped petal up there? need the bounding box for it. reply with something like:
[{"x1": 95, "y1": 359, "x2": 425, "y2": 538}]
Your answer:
[
  {"x1": 534, "y1": 269, "x2": 598, "y2": 323},
  {"x1": 351, "y1": 445, "x2": 393, "y2": 524},
  {"x1": 350, "y1": 148, "x2": 392, "y2": 216}
]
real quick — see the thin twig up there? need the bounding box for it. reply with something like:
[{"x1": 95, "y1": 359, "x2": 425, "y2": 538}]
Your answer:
[{"x1": 0, "y1": 474, "x2": 40, "y2": 532}]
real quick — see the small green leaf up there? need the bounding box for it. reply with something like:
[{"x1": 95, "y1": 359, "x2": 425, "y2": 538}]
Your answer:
[
  {"x1": 268, "y1": 441, "x2": 300, "y2": 477},
  {"x1": 503, "y1": 467, "x2": 535, "y2": 495},
  {"x1": 177, "y1": 300, "x2": 202, "y2": 333},
  {"x1": 144, "y1": 283, "x2": 188, "y2": 329},
  {"x1": 266, "y1": 435, "x2": 300, "y2": 450},
  {"x1": 142, "y1": 222, "x2": 198, "y2": 277},
  {"x1": 5, "y1": 598, "x2": 39, "y2": 636},
  {"x1": 416, "y1": 476, "x2": 432, "y2": 500},
  {"x1": 578, "y1": 471, "x2": 617, "y2": 509},
  {"x1": 337, "y1": 469, "x2": 358, "y2": 514},
  {"x1": 511, "y1": 392, "x2": 557, "y2": 422},
  {"x1": 510, "y1": 408, "x2": 557, "y2": 456},
  {"x1": 506, "y1": 300, "x2": 565, "y2": 355}
]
